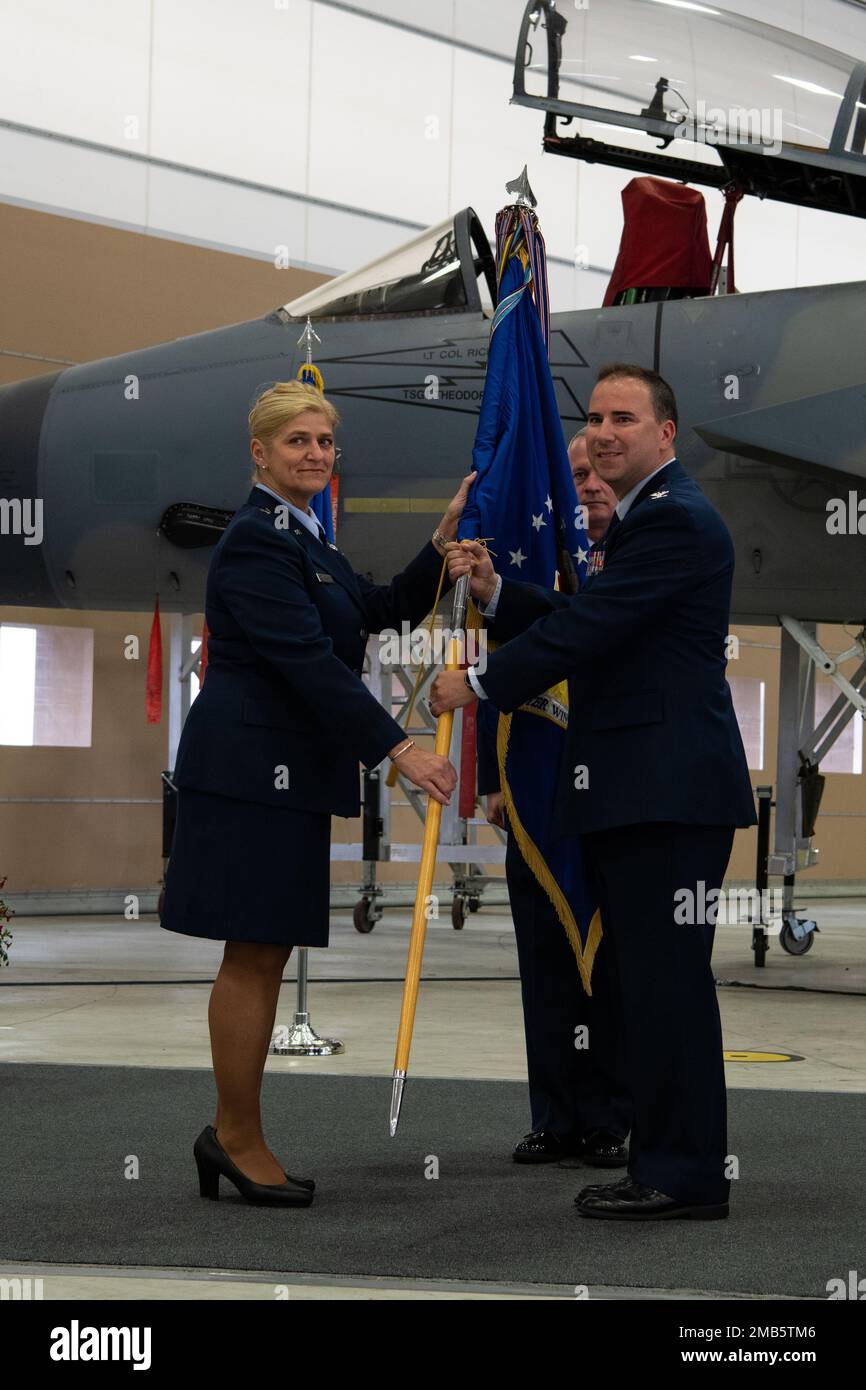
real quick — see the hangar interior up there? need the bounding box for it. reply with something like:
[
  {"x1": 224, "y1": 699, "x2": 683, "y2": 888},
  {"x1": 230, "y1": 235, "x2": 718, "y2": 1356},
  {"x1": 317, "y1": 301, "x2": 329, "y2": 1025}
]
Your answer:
[{"x1": 1, "y1": 0, "x2": 865, "y2": 1303}]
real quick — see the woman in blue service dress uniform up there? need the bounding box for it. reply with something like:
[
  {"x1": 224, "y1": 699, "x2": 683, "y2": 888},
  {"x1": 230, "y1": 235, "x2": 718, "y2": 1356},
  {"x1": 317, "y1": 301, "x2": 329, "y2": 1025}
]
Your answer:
[{"x1": 161, "y1": 380, "x2": 471, "y2": 1207}]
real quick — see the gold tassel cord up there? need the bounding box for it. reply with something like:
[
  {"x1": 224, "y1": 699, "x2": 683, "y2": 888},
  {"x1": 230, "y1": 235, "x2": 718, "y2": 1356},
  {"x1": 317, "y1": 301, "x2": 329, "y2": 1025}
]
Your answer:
[
  {"x1": 496, "y1": 706, "x2": 602, "y2": 995},
  {"x1": 297, "y1": 363, "x2": 324, "y2": 391}
]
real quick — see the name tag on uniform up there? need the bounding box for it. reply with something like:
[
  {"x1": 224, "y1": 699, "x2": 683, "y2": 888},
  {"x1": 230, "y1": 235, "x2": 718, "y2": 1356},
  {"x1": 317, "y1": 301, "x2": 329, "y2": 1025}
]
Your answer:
[{"x1": 315, "y1": 571, "x2": 335, "y2": 584}]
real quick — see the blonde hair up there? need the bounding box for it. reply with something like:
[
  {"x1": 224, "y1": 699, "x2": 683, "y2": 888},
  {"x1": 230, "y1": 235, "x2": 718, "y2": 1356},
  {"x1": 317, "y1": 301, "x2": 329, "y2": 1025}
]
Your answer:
[{"x1": 248, "y1": 380, "x2": 340, "y2": 484}]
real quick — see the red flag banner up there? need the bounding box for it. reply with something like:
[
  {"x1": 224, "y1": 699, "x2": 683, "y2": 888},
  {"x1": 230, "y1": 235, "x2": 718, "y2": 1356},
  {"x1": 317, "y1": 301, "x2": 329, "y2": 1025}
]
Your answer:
[
  {"x1": 459, "y1": 696, "x2": 477, "y2": 820},
  {"x1": 146, "y1": 597, "x2": 163, "y2": 724}
]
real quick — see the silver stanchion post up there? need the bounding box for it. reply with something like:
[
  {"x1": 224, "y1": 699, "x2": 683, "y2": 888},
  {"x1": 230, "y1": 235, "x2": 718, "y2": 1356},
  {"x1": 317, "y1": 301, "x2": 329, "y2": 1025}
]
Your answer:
[{"x1": 270, "y1": 947, "x2": 344, "y2": 1056}]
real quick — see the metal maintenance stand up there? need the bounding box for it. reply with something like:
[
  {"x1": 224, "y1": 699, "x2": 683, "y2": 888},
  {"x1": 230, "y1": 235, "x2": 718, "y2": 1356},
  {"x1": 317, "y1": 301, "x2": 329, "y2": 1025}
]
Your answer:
[
  {"x1": 332, "y1": 635, "x2": 508, "y2": 931},
  {"x1": 751, "y1": 617, "x2": 866, "y2": 965}
]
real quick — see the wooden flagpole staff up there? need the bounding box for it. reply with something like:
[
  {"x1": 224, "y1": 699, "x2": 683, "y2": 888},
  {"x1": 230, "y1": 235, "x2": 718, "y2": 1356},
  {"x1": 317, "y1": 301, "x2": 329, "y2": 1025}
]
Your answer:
[
  {"x1": 389, "y1": 167, "x2": 533, "y2": 1135},
  {"x1": 389, "y1": 572, "x2": 470, "y2": 1136}
]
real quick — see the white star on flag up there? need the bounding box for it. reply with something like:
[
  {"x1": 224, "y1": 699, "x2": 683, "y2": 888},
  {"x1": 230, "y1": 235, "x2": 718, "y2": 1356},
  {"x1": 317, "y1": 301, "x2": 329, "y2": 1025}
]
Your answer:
[
  {"x1": 545, "y1": 494, "x2": 553, "y2": 513},
  {"x1": 509, "y1": 548, "x2": 527, "y2": 568},
  {"x1": 531, "y1": 513, "x2": 546, "y2": 531},
  {"x1": 574, "y1": 547, "x2": 588, "y2": 565}
]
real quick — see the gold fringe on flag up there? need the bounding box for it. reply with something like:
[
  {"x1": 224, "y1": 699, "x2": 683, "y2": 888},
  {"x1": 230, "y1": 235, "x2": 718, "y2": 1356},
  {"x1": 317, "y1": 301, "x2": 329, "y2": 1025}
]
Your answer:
[{"x1": 496, "y1": 703, "x2": 602, "y2": 995}]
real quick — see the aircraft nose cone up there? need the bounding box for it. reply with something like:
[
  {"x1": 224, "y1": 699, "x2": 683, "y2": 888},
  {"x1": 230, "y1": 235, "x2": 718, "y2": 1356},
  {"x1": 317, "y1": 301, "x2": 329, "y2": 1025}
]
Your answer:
[{"x1": 0, "y1": 371, "x2": 61, "y2": 604}]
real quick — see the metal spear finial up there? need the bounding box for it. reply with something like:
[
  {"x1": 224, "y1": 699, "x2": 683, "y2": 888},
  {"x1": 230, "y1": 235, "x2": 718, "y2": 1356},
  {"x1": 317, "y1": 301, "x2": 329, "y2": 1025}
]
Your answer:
[
  {"x1": 504, "y1": 164, "x2": 537, "y2": 209},
  {"x1": 297, "y1": 316, "x2": 321, "y2": 367},
  {"x1": 389, "y1": 1071, "x2": 406, "y2": 1137}
]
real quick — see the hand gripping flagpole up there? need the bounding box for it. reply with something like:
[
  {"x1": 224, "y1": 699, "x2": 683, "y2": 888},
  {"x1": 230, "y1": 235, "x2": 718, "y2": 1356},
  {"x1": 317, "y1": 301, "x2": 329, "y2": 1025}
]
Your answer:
[{"x1": 389, "y1": 572, "x2": 470, "y2": 1136}]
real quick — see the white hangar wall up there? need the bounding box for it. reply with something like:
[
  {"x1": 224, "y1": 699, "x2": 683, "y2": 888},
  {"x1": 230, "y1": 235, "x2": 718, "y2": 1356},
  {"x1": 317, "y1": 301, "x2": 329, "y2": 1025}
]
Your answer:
[{"x1": 1, "y1": 0, "x2": 865, "y2": 312}]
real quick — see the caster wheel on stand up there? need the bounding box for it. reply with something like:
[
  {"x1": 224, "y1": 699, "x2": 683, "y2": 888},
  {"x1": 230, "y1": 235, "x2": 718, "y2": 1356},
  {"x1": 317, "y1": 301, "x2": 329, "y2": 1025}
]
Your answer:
[
  {"x1": 780, "y1": 920, "x2": 816, "y2": 955},
  {"x1": 353, "y1": 897, "x2": 377, "y2": 933}
]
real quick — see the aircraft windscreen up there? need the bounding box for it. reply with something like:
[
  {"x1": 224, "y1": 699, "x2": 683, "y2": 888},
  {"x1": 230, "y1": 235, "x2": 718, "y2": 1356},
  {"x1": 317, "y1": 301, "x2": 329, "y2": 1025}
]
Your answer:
[
  {"x1": 515, "y1": 0, "x2": 866, "y2": 173},
  {"x1": 286, "y1": 210, "x2": 496, "y2": 321}
]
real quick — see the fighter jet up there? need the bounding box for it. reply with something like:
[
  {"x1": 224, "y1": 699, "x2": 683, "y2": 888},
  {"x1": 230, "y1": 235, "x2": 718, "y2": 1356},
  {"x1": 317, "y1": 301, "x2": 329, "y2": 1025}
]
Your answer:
[
  {"x1": 1, "y1": 0, "x2": 864, "y2": 952},
  {"x1": 3, "y1": 205, "x2": 865, "y2": 620}
]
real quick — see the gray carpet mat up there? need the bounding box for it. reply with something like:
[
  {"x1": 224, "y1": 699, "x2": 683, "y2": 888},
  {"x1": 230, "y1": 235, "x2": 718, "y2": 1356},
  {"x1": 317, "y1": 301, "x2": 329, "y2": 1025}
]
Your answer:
[{"x1": 2, "y1": 1064, "x2": 861, "y2": 1297}]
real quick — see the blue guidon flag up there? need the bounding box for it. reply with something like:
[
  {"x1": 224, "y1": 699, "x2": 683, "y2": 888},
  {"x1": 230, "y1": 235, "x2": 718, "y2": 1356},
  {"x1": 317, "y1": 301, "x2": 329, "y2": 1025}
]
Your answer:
[{"x1": 458, "y1": 202, "x2": 601, "y2": 992}]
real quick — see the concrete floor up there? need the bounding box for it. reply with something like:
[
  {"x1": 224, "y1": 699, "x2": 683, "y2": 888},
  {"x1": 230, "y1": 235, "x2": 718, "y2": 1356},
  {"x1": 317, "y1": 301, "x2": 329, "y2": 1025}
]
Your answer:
[{"x1": 1, "y1": 898, "x2": 863, "y2": 1300}]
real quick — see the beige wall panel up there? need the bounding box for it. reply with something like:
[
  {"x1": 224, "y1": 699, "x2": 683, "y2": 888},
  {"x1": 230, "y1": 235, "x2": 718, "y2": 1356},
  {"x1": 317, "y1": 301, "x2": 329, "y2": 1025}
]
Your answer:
[{"x1": 0, "y1": 201, "x2": 326, "y2": 386}]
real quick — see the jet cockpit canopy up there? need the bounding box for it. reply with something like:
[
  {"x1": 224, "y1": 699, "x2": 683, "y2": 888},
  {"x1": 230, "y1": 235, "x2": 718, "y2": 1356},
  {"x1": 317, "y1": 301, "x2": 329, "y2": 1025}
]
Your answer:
[
  {"x1": 514, "y1": 0, "x2": 866, "y2": 216},
  {"x1": 285, "y1": 208, "x2": 496, "y2": 321}
]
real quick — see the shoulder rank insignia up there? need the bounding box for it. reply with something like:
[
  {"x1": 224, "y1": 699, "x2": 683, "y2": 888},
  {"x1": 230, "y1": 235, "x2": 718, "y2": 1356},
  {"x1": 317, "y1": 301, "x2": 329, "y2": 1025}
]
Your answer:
[{"x1": 649, "y1": 489, "x2": 670, "y2": 499}]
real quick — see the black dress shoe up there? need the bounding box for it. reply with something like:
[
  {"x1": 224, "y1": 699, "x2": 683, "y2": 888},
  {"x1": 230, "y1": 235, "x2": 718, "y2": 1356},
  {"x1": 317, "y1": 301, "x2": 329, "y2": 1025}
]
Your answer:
[
  {"x1": 576, "y1": 1128, "x2": 628, "y2": 1168},
  {"x1": 575, "y1": 1179, "x2": 728, "y2": 1221},
  {"x1": 194, "y1": 1126, "x2": 314, "y2": 1206},
  {"x1": 577, "y1": 1174, "x2": 634, "y2": 1199},
  {"x1": 512, "y1": 1130, "x2": 579, "y2": 1163}
]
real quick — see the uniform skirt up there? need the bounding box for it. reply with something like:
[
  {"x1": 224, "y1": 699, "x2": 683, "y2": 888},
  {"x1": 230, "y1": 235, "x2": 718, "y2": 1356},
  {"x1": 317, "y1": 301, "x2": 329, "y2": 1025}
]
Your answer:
[{"x1": 159, "y1": 787, "x2": 332, "y2": 946}]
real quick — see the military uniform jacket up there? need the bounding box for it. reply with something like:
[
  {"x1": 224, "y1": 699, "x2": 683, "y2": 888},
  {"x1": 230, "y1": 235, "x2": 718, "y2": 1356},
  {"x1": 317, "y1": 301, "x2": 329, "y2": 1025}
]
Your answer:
[
  {"x1": 173, "y1": 486, "x2": 444, "y2": 817},
  {"x1": 478, "y1": 459, "x2": 757, "y2": 836}
]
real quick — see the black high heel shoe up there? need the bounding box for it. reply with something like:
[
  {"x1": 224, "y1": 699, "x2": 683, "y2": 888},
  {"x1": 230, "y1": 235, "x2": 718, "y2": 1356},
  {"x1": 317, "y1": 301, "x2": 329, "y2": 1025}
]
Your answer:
[
  {"x1": 194, "y1": 1126, "x2": 314, "y2": 1206},
  {"x1": 210, "y1": 1127, "x2": 315, "y2": 1191}
]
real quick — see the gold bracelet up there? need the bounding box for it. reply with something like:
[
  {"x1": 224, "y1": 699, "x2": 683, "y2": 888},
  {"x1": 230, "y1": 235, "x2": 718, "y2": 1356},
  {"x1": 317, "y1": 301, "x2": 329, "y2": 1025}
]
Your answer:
[{"x1": 389, "y1": 739, "x2": 415, "y2": 761}]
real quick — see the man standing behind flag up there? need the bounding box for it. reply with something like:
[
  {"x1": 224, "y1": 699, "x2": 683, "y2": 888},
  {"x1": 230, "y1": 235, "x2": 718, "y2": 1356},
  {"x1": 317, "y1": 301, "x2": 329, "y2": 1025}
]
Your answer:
[
  {"x1": 568, "y1": 427, "x2": 620, "y2": 579},
  {"x1": 477, "y1": 427, "x2": 630, "y2": 1166},
  {"x1": 432, "y1": 364, "x2": 757, "y2": 1221}
]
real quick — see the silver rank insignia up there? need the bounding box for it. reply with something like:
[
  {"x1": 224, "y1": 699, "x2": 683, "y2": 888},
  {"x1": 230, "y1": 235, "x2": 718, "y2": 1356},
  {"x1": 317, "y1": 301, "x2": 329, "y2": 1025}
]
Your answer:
[{"x1": 649, "y1": 489, "x2": 670, "y2": 499}]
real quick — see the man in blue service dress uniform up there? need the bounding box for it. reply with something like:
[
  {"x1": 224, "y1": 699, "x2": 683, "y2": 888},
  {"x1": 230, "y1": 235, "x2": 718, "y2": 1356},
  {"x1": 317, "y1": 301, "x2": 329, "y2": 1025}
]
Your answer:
[
  {"x1": 477, "y1": 428, "x2": 631, "y2": 1168},
  {"x1": 432, "y1": 364, "x2": 756, "y2": 1221}
]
